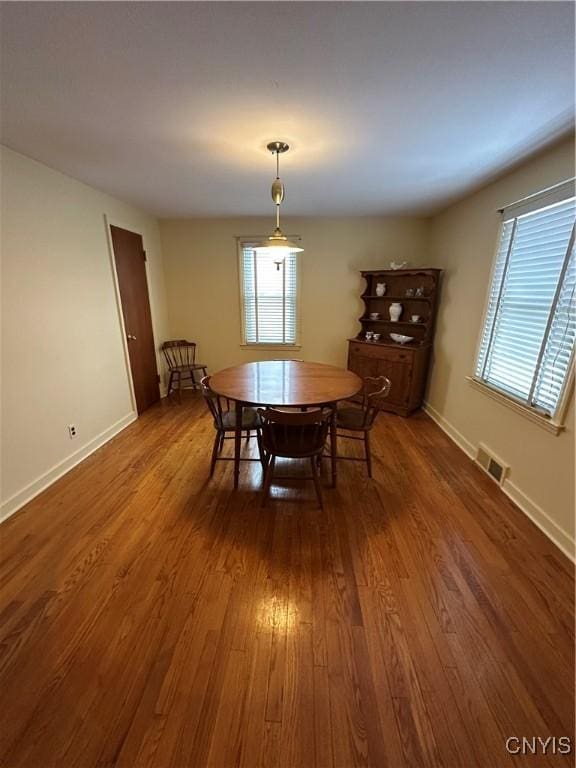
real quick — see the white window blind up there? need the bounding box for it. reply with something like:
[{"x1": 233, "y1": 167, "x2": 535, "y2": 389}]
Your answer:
[
  {"x1": 239, "y1": 242, "x2": 299, "y2": 345},
  {"x1": 475, "y1": 186, "x2": 576, "y2": 418}
]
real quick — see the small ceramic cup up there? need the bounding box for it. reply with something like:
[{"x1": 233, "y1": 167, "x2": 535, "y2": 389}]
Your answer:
[
  {"x1": 372, "y1": 333, "x2": 381, "y2": 341},
  {"x1": 365, "y1": 331, "x2": 374, "y2": 341},
  {"x1": 369, "y1": 312, "x2": 380, "y2": 320},
  {"x1": 411, "y1": 315, "x2": 422, "y2": 323}
]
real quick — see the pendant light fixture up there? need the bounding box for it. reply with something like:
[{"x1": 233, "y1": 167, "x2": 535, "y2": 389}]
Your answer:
[{"x1": 254, "y1": 141, "x2": 303, "y2": 270}]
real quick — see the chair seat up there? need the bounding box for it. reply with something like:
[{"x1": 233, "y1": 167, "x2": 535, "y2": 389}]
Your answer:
[
  {"x1": 170, "y1": 363, "x2": 207, "y2": 373},
  {"x1": 336, "y1": 406, "x2": 367, "y2": 430},
  {"x1": 220, "y1": 408, "x2": 260, "y2": 430}
]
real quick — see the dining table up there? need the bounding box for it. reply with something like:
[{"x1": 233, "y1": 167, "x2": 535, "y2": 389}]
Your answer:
[{"x1": 209, "y1": 360, "x2": 363, "y2": 489}]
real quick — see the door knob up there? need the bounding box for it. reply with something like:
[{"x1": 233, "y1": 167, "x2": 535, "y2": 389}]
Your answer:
[{"x1": 127, "y1": 334, "x2": 137, "y2": 341}]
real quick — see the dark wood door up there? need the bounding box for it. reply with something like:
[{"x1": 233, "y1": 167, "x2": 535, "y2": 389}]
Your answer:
[
  {"x1": 347, "y1": 350, "x2": 380, "y2": 381},
  {"x1": 348, "y1": 345, "x2": 412, "y2": 411},
  {"x1": 347, "y1": 350, "x2": 381, "y2": 407},
  {"x1": 376, "y1": 358, "x2": 411, "y2": 407},
  {"x1": 110, "y1": 225, "x2": 159, "y2": 414}
]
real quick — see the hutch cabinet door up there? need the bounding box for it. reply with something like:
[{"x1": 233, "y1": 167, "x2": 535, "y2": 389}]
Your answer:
[
  {"x1": 376, "y1": 358, "x2": 411, "y2": 407},
  {"x1": 348, "y1": 349, "x2": 380, "y2": 380}
]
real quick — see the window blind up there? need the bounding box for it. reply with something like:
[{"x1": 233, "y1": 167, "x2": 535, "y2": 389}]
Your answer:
[
  {"x1": 475, "y1": 192, "x2": 576, "y2": 417},
  {"x1": 240, "y1": 242, "x2": 298, "y2": 344}
]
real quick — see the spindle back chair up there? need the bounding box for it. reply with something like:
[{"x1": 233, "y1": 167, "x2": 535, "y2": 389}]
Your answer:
[
  {"x1": 333, "y1": 375, "x2": 391, "y2": 477},
  {"x1": 257, "y1": 407, "x2": 331, "y2": 508},
  {"x1": 200, "y1": 376, "x2": 263, "y2": 476},
  {"x1": 161, "y1": 340, "x2": 207, "y2": 402}
]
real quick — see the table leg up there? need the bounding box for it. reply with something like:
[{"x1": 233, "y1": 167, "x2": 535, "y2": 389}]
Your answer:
[
  {"x1": 234, "y1": 401, "x2": 243, "y2": 490},
  {"x1": 330, "y1": 407, "x2": 338, "y2": 488}
]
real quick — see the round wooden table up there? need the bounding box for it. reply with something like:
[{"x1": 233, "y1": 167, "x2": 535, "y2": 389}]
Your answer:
[{"x1": 210, "y1": 360, "x2": 362, "y2": 488}]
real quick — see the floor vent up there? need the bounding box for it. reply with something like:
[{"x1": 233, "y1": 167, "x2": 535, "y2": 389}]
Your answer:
[{"x1": 476, "y1": 444, "x2": 509, "y2": 486}]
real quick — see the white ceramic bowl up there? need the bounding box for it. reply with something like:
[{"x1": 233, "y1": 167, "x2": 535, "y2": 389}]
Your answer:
[{"x1": 389, "y1": 333, "x2": 414, "y2": 345}]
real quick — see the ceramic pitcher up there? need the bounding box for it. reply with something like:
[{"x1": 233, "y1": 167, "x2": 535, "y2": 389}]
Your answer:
[{"x1": 376, "y1": 282, "x2": 386, "y2": 296}]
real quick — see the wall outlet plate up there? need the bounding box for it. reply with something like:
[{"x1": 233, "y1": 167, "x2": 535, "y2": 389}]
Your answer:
[{"x1": 68, "y1": 424, "x2": 77, "y2": 439}]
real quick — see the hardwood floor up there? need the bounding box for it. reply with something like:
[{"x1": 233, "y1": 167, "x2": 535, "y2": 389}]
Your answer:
[{"x1": 0, "y1": 394, "x2": 573, "y2": 768}]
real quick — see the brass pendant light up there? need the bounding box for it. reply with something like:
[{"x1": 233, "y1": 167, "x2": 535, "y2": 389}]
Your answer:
[{"x1": 254, "y1": 141, "x2": 303, "y2": 269}]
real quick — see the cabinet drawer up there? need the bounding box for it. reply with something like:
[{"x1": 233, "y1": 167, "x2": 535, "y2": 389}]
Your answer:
[{"x1": 349, "y1": 342, "x2": 413, "y2": 363}]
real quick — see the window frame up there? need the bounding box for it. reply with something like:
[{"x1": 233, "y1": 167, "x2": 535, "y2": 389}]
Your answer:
[
  {"x1": 237, "y1": 236, "x2": 302, "y2": 350},
  {"x1": 470, "y1": 182, "x2": 576, "y2": 434}
]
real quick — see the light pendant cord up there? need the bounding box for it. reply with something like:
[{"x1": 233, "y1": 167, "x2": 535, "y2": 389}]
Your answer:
[
  {"x1": 256, "y1": 140, "x2": 301, "y2": 262},
  {"x1": 276, "y1": 150, "x2": 281, "y2": 229}
]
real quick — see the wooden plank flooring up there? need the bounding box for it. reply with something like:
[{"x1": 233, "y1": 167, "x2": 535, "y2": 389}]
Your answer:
[{"x1": 0, "y1": 394, "x2": 573, "y2": 767}]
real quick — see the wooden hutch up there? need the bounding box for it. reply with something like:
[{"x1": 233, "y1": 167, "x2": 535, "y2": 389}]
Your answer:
[{"x1": 347, "y1": 268, "x2": 441, "y2": 416}]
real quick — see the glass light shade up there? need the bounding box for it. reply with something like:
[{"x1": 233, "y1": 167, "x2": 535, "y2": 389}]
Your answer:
[{"x1": 253, "y1": 227, "x2": 303, "y2": 256}]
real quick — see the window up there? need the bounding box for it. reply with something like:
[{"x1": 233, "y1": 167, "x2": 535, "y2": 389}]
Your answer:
[
  {"x1": 474, "y1": 180, "x2": 575, "y2": 421},
  {"x1": 238, "y1": 240, "x2": 299, "y2": 345}
]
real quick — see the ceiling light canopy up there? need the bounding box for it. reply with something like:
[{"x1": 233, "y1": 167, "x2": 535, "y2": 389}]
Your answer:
[{"x1": 254, "y1": 141, "x2": 303, "y2": 269}]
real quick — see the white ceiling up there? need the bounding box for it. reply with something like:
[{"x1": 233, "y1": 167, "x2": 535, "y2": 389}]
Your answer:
[{"x1": 1, "y1": 2, "x2": 574, "y2": 217}]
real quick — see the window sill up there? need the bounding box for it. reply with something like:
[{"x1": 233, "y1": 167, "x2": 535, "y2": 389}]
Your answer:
[
  {"x1": 240, "y1": 343, "x2": 302, "y2": 351},
  {"x1": 466, "y1": 377, "x2": 564, "y2": 435}
]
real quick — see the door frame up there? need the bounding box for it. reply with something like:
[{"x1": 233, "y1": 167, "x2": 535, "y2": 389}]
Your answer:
[{"x1": 104, "y1": 214, "x2": 162, "y2": 414}]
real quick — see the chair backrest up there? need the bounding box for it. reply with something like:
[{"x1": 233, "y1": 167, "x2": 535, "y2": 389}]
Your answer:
[
  {"x1": 200, "y1": 375, "x2": 226, "y2": 428},
  {"x1": 161, "y1": 340, "x2": 197, "y2": 371},
  {"x1": 257, "y1": 407, "x2": 331, "y2": 458},
  {"x1": 360, "y1": 375, "x2": 391, "y2": 427}
]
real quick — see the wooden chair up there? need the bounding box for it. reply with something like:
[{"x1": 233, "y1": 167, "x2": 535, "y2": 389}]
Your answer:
[
  {"x1": 200, "y1": 376, "x2": 263, "y2": 476},
  {"x1": 257, "y1": 407, "x2": 331, "y2": 508},
  {"x1": 333, "y1": 375, "x2": 391, "y2": 478},
  {"x1": 161, "y1": 340, "x2": 207, "y2": 402}
]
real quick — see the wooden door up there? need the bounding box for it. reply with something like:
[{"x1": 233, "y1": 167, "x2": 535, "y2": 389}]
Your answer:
[
  {"x1": 376, "y1": 358, "x2": 411, "y2": 407},
  {"x1": 110, "y1": 225, "x2": 160, "y2": 414},
  {"x1": 347, "y1": 349, "x2": 382, "y2": 407},
  {"x1": 348, "y1": 349, "x2": 380, "y2": 380},
  {"x1": 349, "y1": 352, "x2": 411, "y2": 407}
]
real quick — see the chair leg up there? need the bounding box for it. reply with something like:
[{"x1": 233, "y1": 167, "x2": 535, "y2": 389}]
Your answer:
[
  {"x1": 167, "y1": 371, "x2": 175, "y2": 397},
  {"x1": 210, "y1": 431, "x2": 220, "y2": 477},
  {"x1": 310, "y1": 456, "x2": 324, "y2": 510},
  {"x1": 218, "y1": 433, "x2": 225, "y2": 454},
  {"x1": 176, "y1": 371, "x2": 182, "y2": 404},
  {"x1": 364, "y1": 431, "x2": 372, "y2": 478},
  {"x1": 256, "y1": 432, "x2": 265, "y2": 468},
  {"x1": 262, "y1": 455, "x2": 276, "y2": 507},
  {"x1": 245, "y1": 430, "x2": 250, "y2": 444},
  {"x1": 329, "y1": 409, "x2": 338, "y2": 488}
]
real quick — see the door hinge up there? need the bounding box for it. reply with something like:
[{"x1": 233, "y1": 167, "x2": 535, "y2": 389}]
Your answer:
[
  {"x1": 157, "y1": 374, "x2": 161, "y2": 383},
  {"x1": 143, "y1": 250, "x2": 147, "y2": 262}
]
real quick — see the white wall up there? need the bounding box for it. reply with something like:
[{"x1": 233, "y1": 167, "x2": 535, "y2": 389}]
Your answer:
[
  {"x1": 426, "y1": 137, "x2": 575, "y2": 558},
  {"x1": 160, "y1": 216, "x2": 429, "y2": 373},
  {"x1": 0, "y1": 147, "x2": 169, "y2": 519}
]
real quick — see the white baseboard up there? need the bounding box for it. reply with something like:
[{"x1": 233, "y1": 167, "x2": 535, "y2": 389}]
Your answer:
[
  {"x1": 501, "y1": 479, "x2": 575, "y2": 562},
  {"x1": 423, "y1": 401, "x2": 575, "y2": 562},
  {"x1": 0, "y1": 412, "x2": 137, "y2": 525}
]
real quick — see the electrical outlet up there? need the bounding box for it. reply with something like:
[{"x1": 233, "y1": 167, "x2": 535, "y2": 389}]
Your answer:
[{"x1": 68, "y1": 424, "x2": 77, "y2": 439}]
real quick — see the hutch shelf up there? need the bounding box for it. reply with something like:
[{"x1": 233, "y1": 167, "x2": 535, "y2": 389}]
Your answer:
[{"x1": 347, "y1": 268, "x2": 441, "y2": 416}]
